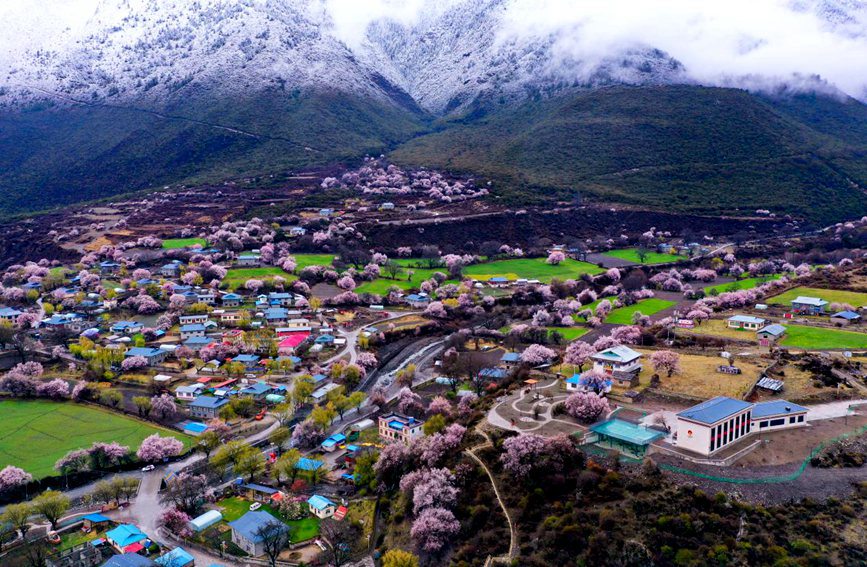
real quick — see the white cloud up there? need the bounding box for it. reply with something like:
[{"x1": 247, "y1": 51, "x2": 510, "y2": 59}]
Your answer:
[{"x1": 495, "y1": 0, "x2": 867, "y2": 98}]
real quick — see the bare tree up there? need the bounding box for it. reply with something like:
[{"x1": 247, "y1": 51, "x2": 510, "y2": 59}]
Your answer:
[
  {"x1": 318, "y1": 519, "x2": 358, "y2": 567},
  {"x1": 254, "y1": 519, "x2": 290, "y2": 567},
  {"x1": 160, "y1": 473, "x2": 207, "y2": 515}
]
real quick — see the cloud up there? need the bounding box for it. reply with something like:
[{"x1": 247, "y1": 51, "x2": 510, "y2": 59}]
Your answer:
[{"x1": 495, "y1": 0, "x2": 867, "y2": 98}]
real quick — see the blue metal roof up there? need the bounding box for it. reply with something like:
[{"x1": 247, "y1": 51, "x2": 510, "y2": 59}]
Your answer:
[
  {"x1": 677, "y1": 396, "x2": 752, "y2": 425},
  {"x1": 190, "y1": 396, "x2": 230, "y2": 409},
  {"x1": 125, "y1": 347, "x2": 162, "y2": 358},
  {"x1": 155, "y1": 547, "x2": 195, "y2": 567},
  {"x1": 180, "y1": 324, "x2": 205, "y2": 332},
  {"x1": 307, "y1": 494, "x2": 335, "y2": 511},
  {"x1": 728, "y1": 315, "x2": 766, "y2": 325},
  {"x1": 228, "y1": 511, "x2": 286, "y2": 542},
  {"x1": 501, "y1": 352, "x2": 521, "y2": 362},
  {"x1": 102, "y1": 554, "x2": 156, "y2": 567},
  {"x1": 759, "y1": 324, "x2": 786, "y2": 336},
  {"x1": 752, "y1": 400, "x2": 808, "y2": 419},
  {"x1": 295, "y1": 457, "x2": 324, "y2": 471},
  {"x1": 832, "y1": 311, "x2": 861, "y2": 320}
]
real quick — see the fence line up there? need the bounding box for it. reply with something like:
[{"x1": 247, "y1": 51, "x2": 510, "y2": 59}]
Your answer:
[{"x1": 659, "y1": 421, "x2": 867, "y2": 484}]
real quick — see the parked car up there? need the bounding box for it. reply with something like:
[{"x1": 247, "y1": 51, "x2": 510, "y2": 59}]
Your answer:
[
  {"x1": 142, "y1": 464, "x2": 155, "y2": 472},
  {"x1": 314, "y1": 539, "x2": 327, "y2": 551},
  {"x1": 47, "y1": 531, "x2": 61, "y2": 545},
  {"x1": 249, "y1": 502, "x2": 262, "y2": 511}
]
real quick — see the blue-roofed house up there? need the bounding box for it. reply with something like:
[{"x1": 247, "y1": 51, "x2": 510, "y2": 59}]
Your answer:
[
  {"x1": 751, "y1": 400, "x2": 808, "y2": 431},
  {"x1": 478, "y1": 367, "x2": 507, "y2": 381},
  {"x1": 307, "y1": 494, "x2": 336, "y2": 519},
  {"x1": 676, "y1": 396, "x2": 756, "y2": 456},
  {"x1": 233, "y1": 354, "x2": 261, "y2": 370},
  {"x1": 179, "y1": 323, "x2": 206, "y2": 340},
  {"x1": 189, "y1": 396, "x2": 230, "y2": 419},
  {"x1": 321, "y1": 433, "x2": 346, "y2": 452},
  {"x1": 82, "y1": 512, "x2": 111, "y2": 530},
  {"x1": 791, "y1": 296, "x2": 829, "y2": 315},
  {"x1": 0, "y1": 306, "x2": 23, "y2": 323},
  {"x1": 591, "y1": 346, "x2": 643, "y2": 387},
  {"x1": 500, "y1": 352, "x2": 521, "y2": 368},
  {"x1": 228, "y1": 511, "x2": 288, "y2": 557},
  {"x1": 221, "y1": 292, "x2": 243, "y2": 307},
  {"x1": 757, "y1": 324, "x2": 786, "y2": 345},
  {"x1": 237, "y1": 254, "x2": 261, "y2": 267},
  {"x1": 111, "y1": 321, "x2": 143, "y2": 335},
  {"x1": 488, "y1": 276, "x2": 511, "y2": 288},
  {"x1": 124, "y1": 347, "x2": 168, "y2": 365},
  {"x1": 831, "y1": 310, "x2": 862, "y2": 325},
  {"x1": 158, "y1": 263, "x2": 181, "y2": 278},
  {"x1": 105, "y1": 524, "x2": 148, "y2": 553},
  {"x1": 378, "y1": 412, "x2": 425, "y2": 444},
  {"x1": 405, "y1": 294, "x2": 430, "y2": 308},
  {"x1": 99, "y1": 261, "x2": 121, "y2": 274},
  {"x1": 314, "y1": 334, "x2": 335, "y2": 347},
  {"x1": 727, "y1": 315, "x2": 767, "y2": 330},
  {"x1": 183, "y1": 336, "x2": 216, "y2": 352},
  {"x1": 239, "y1": 381, "x2": 272, "y2": 400},
  {"x1": 263, "y1": 308, "x2": 289, "y2": 325},
  {"x1": 155, "y1": 546, "x2": 195, "y2": 567},
  {"x1": 101, "y1": 554, "x2": 156, "y2": 567}
]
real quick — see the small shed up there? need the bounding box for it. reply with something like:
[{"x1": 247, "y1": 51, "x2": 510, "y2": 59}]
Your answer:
[{"x1": 82, "y1": 513, "x2": 110, "y2": 530}]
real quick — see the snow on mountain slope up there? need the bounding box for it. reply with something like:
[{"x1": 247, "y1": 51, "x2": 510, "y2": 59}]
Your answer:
[
  {"x1": 1, "y1": 0, "x2": 866, "y2": 112},
  {"x1": 0, "y1": 0, "x2": 412, "y2": 110}
]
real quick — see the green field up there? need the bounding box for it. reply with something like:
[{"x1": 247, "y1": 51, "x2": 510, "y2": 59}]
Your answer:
[
  {"x1": 703, "y1": 275, "x2": 782, "y2": 295},
  {"x1": 293, "y1": 253, "x2": 336, "y2": 271},
  {"x1": 223, "y1": 267, "x2": 296, "y2": 290},
  {"x1": 768, "y1": 287, "x2": 867, "y2": 309},
  {"x1": 356, "y1": 268, "x2": 457, "y2": 295},
  {"x1": 603, "y1": 248, "x2": 683, "y2": 264},
  {"x1": 162, "y1": 237, "x2": 207, "y2": 249},
  {"x1": 779, "y1": 324, "x2": 867, "y2": 350},
  {"x1": 0, "y1": 400, "x2": 192, "y2": 479},
  {"x1": 605, "y1": 298, "x2": 677, "y2": 324},
  {"x1": 462, "y1": 258, "x2": 603, "y2": 282},
  {"x1": 546, "y1": 326, "x2": 590, "y2": 340}
]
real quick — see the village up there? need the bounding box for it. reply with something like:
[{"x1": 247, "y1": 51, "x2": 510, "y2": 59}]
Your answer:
[{"x1": 0, "y1": 161, "x2": 866, "y2": 567}]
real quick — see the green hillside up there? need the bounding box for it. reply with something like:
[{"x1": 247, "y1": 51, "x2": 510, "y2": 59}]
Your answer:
[
  {"x1": 2, "y1": 85, "x2": 867, "y2": 223},
  {"x1": 0, "y1": 90, "x2": 429, "y2": 216},
  {"x1": 390, "y1": 86, "x2": 867, "y2": 223}
]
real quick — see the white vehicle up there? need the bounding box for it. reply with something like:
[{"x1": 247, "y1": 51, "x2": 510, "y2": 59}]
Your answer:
[
  {"x1": 314, "y1": 539, "x2": 327, "y2": 551},
  {"x1": 141, "y1": 464, "x2": 155, "y2": 472},
  {"x1": 249, "y1": 502, "x2": 262, "y2": 511}
]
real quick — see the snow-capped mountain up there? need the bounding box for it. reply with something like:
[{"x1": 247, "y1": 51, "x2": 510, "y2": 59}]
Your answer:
[{"x1": 2, "y1": 0, "x2": 866, "y2": 113}]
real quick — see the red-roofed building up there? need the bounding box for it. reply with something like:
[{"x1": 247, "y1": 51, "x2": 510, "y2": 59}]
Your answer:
[{"x1": 278, "y1": 332, "x2": 310, "y2": 353}]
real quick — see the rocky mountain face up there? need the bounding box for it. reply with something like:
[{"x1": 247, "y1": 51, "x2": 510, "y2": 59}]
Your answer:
[{"x1": 1, "y1": 0, "x2": 866, "y2": 222}]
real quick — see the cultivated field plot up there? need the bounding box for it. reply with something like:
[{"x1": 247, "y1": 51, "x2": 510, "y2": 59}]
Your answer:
[
  {"x1": 162, "y1": 237, "x2": 207, "y2": 249},
  {"x1": 682, "y1": 319, "x2": 759, "y2": 342},
  {"x1": 386, "y1": 314, "x2": 431, "y2": 332},
  {"x1": 355, "y1": 269, "x2": 456, "y2": 294},
  {"x1": 462, "y1": 258, "x2": 604, "y2": 282},
  {"x1": 768, "y1": 286, "x2": 867, "y2": 308},
  {"x1": 546, "y1": 326, "x2": 590, "y2": 340},
  {"x1": 703, "y1": 275, "x2": 782, "y2": 295},
  {"x1": 603, "y1": 248, "x2": 682, "y2": 264},
  {"x1": 779, "y1": 325, "x2": 867, "y2": 350},
  {"x1": 293, "y1": 253, "x2": 336, "y2": 271},
  {"x1": 604, "y1": 298, "x2": 676, "y2": 324},
  {"x1": 633, "y1": 350, "x2": 762, "y2": 400},
  {"x1": 223, "y1": 267, "x2": 296, "y2": 290},
  {"x1": 0, "y1": 400, "x2": 192, "y2": 478}
]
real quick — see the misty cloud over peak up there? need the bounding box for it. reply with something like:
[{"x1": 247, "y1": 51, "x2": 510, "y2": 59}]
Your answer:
[{"x1": 1, "y1": 0, "x2": 865, "y2": 111}]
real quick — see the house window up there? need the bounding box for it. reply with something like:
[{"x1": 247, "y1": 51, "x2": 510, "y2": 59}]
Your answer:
[
  {"x1": 759, "y1": 421, "x2": 768, "y2": 428},
  {"x1": 789, "y1": 416, "x2": 796, "y2": 424},
  {"x1": 798, "y1": 415, "x2": 804, "y2": 423},
  {"x1": 769, "y1": 418, "x2": 785, "y2": 427}
]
